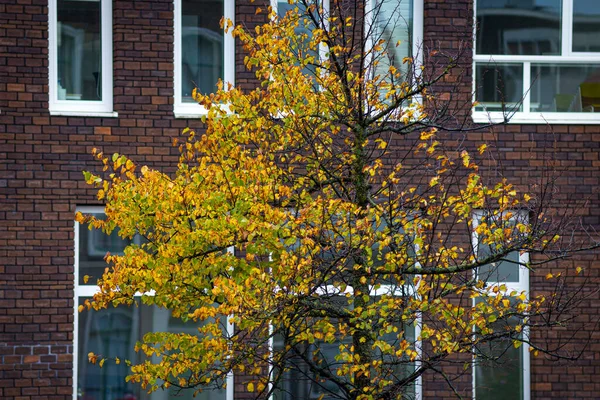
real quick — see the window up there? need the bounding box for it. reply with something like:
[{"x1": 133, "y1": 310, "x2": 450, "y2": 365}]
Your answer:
[
  {"x1": 74, "y1": 206, "x2": 234, "y2": 400},
  {"x1": 367, "y1": 0, "x2": 423, "y2": 82},
  {"x1": 271, "y1": 293, "x2": 421, "y2": 400},
  {"x1": 270, "y1": 0, "x2": 329, "y2": 80},
  {"x1": 48, "y1": 0, "x2": 114, "y2": 116},
  {"x1": 269, "y1": 213, "x2": 422, "y2": 400},
  {"x1": 174, "y1": 0, "x2": 235, "y2": 117},
  {"x1": 365, "y1": 0, "x2": 424, "y2": 113},
  {"x1": 473, "y1": 0, "x2": 600, "y2": 124},
  {"x1": 471, "y1": 210, "x2": 530, "y2": 400}
]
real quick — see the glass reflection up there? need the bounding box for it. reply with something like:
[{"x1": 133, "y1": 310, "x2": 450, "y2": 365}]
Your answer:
[
  {"x1": 475, "y1": 63, "x2": 524, "y2": 112},
  {"x1": 181, "y1": 0, "x2": 224, "y2": 101},
  {"x1": 272, "y1": 296, "x2": 417, "y2": 400},
  {"x1": 77, "y1": 301, "x2": 227, "y2": 400},
  {"x1": 476, "y1": 0, "x2": 561, "y2": 56},
  {"x1": 373, "y1": 0, "x2": 413, "y2": 80},
  {"x1": 474, "y1": 298, "x2": 524, "y2": 400},
  {"x1": 531, "y1": 64, "x2": 600, "y2": 112},
  {"x1": 78, "y1": 213, "x2": 134, "y2": 286},
  {"x1": 572, "y1": 0, "x2": 600, "y2": 52},
  {"x1": 57, "y1": 0, "x2": 102, "y2": 101}
]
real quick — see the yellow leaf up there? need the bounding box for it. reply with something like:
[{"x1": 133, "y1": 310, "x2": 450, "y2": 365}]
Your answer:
[
  {"x1": 460, "y1": 150, "x2": 470, "y2": 168},
  {"x1": 247, "y1": 382, "x2": 254, "y2": 392}
]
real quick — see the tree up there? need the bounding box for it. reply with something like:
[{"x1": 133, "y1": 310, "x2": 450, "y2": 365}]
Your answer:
[{"x1": 78, "y1": 1, "x2": 597, "y2": 399}]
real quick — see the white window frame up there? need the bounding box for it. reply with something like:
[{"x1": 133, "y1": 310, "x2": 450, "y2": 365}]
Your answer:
[
  {"x1": 73, "y1": 206, "x2": 234, "y2": 400},
  {"x1": 48, "y1": 0, "x2": 115, "y2": 117},
  {"x1": 266, "y1": 212, "x2": 423, "y2": 400},
  {"x1": 268, "y1": 284, "x2": 423, "y2": 400},
  {"x1": 364, "y1": 0, "x2": 424, "y2": 121},
  {"x1": 173, "y1": 0, "x2": 235, "y2": 118},
  {"x1": 473, "y1": 0, "x2": 600, "y2": 124},
  {"x1": 471, "y1": 210, "x2": 530, "y2": 400},
  {"x1": 365, "y1": 0, "x2": 424, "y2": 78},
  {"x1": 270, "y1": 0, "x2": 330, "y2": 59}
]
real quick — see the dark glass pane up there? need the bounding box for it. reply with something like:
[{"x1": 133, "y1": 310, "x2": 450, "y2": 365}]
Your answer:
[
  {"x1": 573, "y1": 0, "x2": 600, "y2": 52},
  {"x1": 531, "y1": 64, "x2": 600, "y2": 112},
  {"x1": 77, "y1": 301, "x2": 227, "y2": 400},
  {"x1": 475, "y1": 63, "x2": 523, "y2": 112},
  {"x1": 78, "y1": 213, "x2": 133, "y2": 286},
  {"x1": 475, "y1": 214, "x2": 523, "y2": 283},
  {"x1": 477, "y1": 246, "x2": 520, "y2": 283},
  {"x1": 474, "y1": 298, "x2": 524, "y2": 400},
  {"x1": 57, "y1": 0, "x2": 102, "y2": 101},
  {"x1": 476, "y1": 0, "x2": 561, "y2": 55},
  {"x1": 181, "y1": 0, "x2": 224, "y2": 101},
  {"x1": 277, "y1": 1, "x2": 323, "y2": 81},
  {"x1": 273, "y1": 297, "x2": 417, "y2": 399}
]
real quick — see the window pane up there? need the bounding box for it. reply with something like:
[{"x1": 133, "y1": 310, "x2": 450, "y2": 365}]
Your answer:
[
  {"x1": 474, "y1": 298, "x2": 524, "y2": 400},
  {"x1": 477, "y1": 247, "x2": 520, "y2": 283},
  {"x1": 181, "y1": 0, "x2": 224, "y2": 101},
  {"x1": 57, "y1": 0, "x2": 102, "y2": 101},
  {"x1": 373, "y1": 0, "x2": 413, "y2": 76},
  {"x1": 78, "y1": 213, "x2": 134, "y2": 286},
  {"x1": 277, "y1": 1, "x2": 323, "y2": 83},
  {"x1": 476, "y1": 0, "x2": 561, "y2": 55},
  {"x1": 77, "y1": 300, "x2": 227, "y2": 400},
  {"x1": 272, "y1": 297, "x2": 417, "y2": 399},
  {"x1": 530, "y1": 64, "x2": 600, "y2": 112},
  {"x1": 573, "y1": 0, "x2": 600, "y2": 52},
  {"x1": 475, "y1": 63, "x2": 523, "y2": 112}
]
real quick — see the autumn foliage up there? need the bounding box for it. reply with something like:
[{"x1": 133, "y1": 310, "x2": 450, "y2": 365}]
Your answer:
[{"x1": 78, "y1": 1, "x2": 591, "y2": 399}]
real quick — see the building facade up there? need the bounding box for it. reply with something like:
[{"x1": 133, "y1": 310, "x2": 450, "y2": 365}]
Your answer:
[{"x1": 1, "y1": 0, "x2": 599, "y2": 399}]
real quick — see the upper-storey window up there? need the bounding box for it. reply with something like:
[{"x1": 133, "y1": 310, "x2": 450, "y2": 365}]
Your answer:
[
  {"x1": 174, "y1": 0, "x2": 235, "y2": 117},
  {"x1": 48, "y1": 0, "x2": 114, "y2": 116},
  {"x1": 369, "y1": 0, "x2": 419, "y2": 81},
  {"x1": 365, "y1": 0, "x2": 424, "y2": 109},
  {"x1": 271, "y1": 0, "x2": 329, "y2": 81},
  {"x1": 473, "y1": 0, "x2": 600, "y2": 124}
]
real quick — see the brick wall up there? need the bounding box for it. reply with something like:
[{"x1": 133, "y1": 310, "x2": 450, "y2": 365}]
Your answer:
[{"x1": 1, "y1": 0, "x2": 599, "y2": 398}]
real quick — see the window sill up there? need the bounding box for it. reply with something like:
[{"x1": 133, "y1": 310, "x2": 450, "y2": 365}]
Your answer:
[
  {"x1": 174, "y1": 102, "x2": 209, "y2": 119},
  {"x1": 174, "y1": 112, "x2": 206, "y2": 119},
  {"x1": 49, "y1": 110, "x2": 118, "y2": 118},
  {"x1": 472, "y1": 111, "x2": 600, "y2": 125}
]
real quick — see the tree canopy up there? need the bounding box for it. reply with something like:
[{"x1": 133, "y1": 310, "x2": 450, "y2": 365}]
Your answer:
[{"x1": 78, "y1": 1, "x2": 594, "y2": 399}]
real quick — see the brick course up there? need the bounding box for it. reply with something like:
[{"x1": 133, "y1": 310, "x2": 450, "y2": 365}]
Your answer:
[{"x1": 1, "y1": 0, "x2": 599, "y2": 398}]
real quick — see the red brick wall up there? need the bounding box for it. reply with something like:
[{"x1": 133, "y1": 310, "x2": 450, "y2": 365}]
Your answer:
[
  {"x1": 1, "y1": 0, "x2": 599, "y2": 398},
  {"x1": 423, "y1": 0, "x2": 600, "y2": 398}
]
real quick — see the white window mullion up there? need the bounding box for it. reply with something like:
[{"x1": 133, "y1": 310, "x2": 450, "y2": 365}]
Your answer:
[
  {"x1": 101, "y1": 0, "x2": 113, "y2": 109},
  {"x1": 173, "y1": 0, "x2": 183, "y2": 113},
  {"x1": 522, "y1": 61, "x2": 531, "y2": 113},
  {"x1": 223, "y1": 0, "x2": 235, "y2": 88},
  {"x1": 48, "y1": 0, "x2": 58, "y2": 107},
  {"x1": 562, "y1": 0, "x2": 573, "y2": 56}
]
